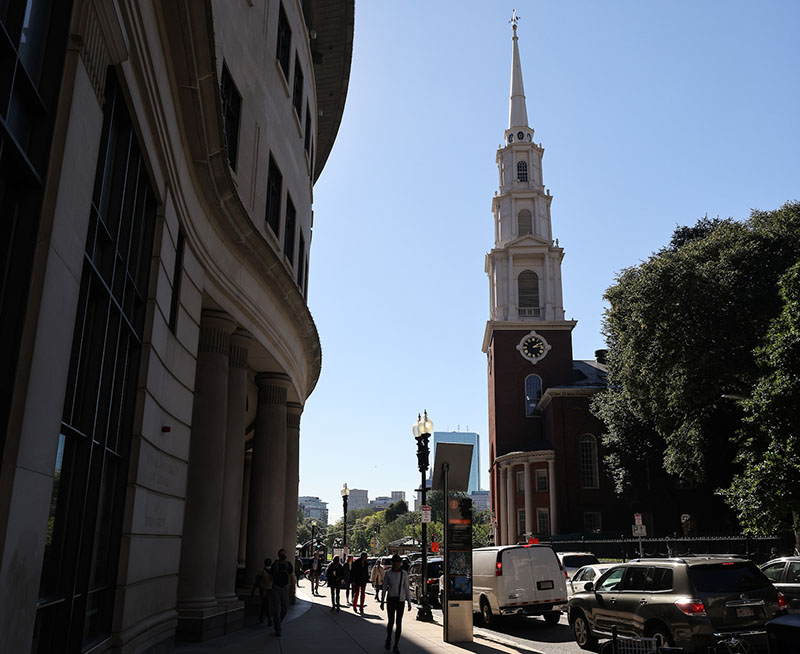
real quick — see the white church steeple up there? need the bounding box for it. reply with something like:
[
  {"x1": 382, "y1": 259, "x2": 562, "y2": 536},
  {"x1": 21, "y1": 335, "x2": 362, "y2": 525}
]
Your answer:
[{"x1": 484, "y1": 16, "x2": 571, "y2": 327}]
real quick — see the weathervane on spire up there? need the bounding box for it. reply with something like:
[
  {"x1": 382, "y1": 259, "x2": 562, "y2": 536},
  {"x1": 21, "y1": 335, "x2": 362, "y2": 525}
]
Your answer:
[{"x1": 510, "y1": 8, "x2": 521, "y2": 34}]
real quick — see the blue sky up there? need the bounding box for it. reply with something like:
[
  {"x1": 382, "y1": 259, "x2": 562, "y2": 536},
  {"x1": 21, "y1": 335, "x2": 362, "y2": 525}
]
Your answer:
[{"x1": 299, "y1": 1, "x2": 800, "y2": 521}]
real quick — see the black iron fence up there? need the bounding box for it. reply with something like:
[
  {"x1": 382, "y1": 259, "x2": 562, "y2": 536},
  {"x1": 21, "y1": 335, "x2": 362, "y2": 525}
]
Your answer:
[{"x1": 540, "y1": 533, "x2": 796, "y2": 564}]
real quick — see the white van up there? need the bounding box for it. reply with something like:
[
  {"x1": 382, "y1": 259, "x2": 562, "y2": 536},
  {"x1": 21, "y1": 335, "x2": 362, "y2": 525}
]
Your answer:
[{"x1": 472, "y1": 545, "x2": 567, "y2": 627}]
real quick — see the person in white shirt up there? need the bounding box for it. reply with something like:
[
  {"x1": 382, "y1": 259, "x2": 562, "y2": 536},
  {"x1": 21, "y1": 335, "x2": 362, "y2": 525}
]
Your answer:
[{"x1": 380, "y1": 554, "x2": 412, "y2": 653}]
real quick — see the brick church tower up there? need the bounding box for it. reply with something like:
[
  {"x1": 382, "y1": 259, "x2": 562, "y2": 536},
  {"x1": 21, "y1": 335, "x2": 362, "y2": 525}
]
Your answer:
[{"x1": 483, "y1": 17, "x2": 611, "y2": 544}]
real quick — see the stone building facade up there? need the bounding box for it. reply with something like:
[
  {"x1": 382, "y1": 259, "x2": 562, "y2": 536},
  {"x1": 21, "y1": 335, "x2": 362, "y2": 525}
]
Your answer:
[{"x1": 0, "y1": 1, "x2": 353, "y2": 652}]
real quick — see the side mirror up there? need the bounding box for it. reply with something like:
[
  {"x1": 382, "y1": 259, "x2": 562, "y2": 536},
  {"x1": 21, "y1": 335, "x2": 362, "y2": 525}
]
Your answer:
[{"x1": 584, "y1": 582, "x2": 594, "y2": 592}]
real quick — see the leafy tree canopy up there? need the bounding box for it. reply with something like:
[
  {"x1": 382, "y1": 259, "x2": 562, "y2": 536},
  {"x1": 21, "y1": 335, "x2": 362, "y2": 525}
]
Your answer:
[{"x1": 593, "y1": 202, "x2": 800, "y2": 511}]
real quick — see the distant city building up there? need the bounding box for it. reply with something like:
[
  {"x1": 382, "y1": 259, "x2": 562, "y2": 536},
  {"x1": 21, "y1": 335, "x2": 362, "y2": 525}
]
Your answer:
[
  {"x1": 431, "y1": 431, "x2": 481, "y2": 494},
  {"x1": 470, "y1": 490, "x2": 491, "y2": 512},
  {"x1": 370, "y1": 496, "x2": 392, "y2": 510},
  {"x1": 391, "y1": 490, "x2": 406, "y2": 503},
  {"x1": 299, "y1": 496, "x2": 329, "y2": 525},
  {"x1": 348, "y1": 489, "x2": 369, "y2": 510}
]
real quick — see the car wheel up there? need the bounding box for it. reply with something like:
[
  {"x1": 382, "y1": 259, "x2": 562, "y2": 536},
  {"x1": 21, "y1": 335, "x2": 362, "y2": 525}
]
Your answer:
[
  {"x1": 480, "y1": 598, "x2": 495, "y2": 628},
  {"x1": 571, "y1": 611, "x2": 598, "y2": 650},
  {"x1": 646, "y1": 625, "x2": 673, "y2": 648},
  {"x1": 543, "y1": 611, "x2": 561, "y2": 626}
]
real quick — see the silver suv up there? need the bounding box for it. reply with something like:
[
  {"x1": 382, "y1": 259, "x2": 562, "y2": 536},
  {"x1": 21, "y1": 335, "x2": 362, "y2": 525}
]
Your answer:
[{"x1": 568, "y1": 557, "x2": 788, "y2": 652}]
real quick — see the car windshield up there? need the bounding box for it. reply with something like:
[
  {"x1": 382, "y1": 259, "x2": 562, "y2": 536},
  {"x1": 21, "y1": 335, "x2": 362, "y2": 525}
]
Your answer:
[
  {"x1": 563, "y1": 554, "x2": 599, "y2": 568},
  {"x1": 689, "y1": 563, "x2": 771, "y2": 593}
]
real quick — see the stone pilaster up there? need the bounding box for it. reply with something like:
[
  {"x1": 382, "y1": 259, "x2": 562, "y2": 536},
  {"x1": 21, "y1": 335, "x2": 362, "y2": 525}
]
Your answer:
[
  {"x1": 238, "y1": 451, "x2": 252, "y2": 568},
  {"x1": 497, "y1": 466, "x2": 507, "y2": 546},
  {"x1": 506, "y1": 464, "x2": 516, "y2": 545},
  {"x1": 177, "y1": 310, "x2": 236, "y2": 641},
  {"x1": 283, "y1": 403, "x2": 302, "y2": 557},
  {"x1": 214, "y1": 330, "x2": 252, "y2": 631},
  {"x1": 548, "y1": 458, "x2": 557, "y2": 535},
  {"x1": 244, "y1": 372, "x2": 291, "y2": 585}
]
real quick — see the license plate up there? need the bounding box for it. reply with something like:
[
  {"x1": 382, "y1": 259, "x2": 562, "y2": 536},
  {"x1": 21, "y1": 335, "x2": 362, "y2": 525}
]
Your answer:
[
  {"x1": 736, "y1": 606, "x2": 754, "y2": 618},
  {"x1": 537, "y1": 580, "x2": 554, "y2": 590}
]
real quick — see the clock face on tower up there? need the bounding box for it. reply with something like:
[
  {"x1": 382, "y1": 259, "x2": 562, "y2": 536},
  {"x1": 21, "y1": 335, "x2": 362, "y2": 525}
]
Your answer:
[{"x1": 516, "y1": 331, "x2": 551, "y2": 363}]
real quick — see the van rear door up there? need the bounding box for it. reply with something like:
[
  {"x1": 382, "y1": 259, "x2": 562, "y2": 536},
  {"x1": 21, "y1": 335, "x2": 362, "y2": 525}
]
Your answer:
[
  {"x1": 500, "y1": 547, "x2": 536, "y2": 607},
  {"x1": 528, "y1": 547, "x2": 567, "y2": 605}
]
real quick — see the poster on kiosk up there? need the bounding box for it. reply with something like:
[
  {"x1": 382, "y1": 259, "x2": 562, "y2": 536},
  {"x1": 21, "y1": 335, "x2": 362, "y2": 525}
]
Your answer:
[{"x1": 431, "y1": 443, "x2": 473, "y2": 644}]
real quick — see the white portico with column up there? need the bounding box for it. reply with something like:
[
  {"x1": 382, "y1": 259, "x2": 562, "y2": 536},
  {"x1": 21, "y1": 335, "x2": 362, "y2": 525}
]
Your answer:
[{"x1": 493, "y1": 450, "x2": 556, "y2": 545}]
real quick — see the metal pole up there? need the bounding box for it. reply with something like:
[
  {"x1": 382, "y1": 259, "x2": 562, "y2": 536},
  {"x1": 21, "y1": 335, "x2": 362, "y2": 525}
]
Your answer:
[
  {"x1": 343, "y1": 495, "x2": 348, "y2": 549},
  {"x1": 416, "y1": 433, "x2": 433, "y2": 621},
  {"x1": 443, "y1": 461, "x2": 450, "y2": 637}
]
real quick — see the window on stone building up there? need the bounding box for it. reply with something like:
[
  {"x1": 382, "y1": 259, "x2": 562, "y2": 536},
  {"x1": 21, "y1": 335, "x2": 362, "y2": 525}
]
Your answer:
[
  {"x1": 297, "y1": 230, "x2": 306, "y2": 290},
  {"x1": 168, "y1": 229, "x2": 185, "y2": 333},
  {"x1": 584, "y1": 511, "x2": 602, "y2": 534},
  {"x1": 284, "y1": 194, "x2": 296, "y2": 264},
  {"x1": 276, "y1": 3, "x2": 292, "y2": 79},
  {"x1": 580, "y1": 434, "x2": 599, "y2": 489},
  {"x1": 220, "y1": 63, "x2": 241, "y2": 170},
  {"x1": 33, "y1": 69, "x2": 157, "y2": 654},
  {"x1": 266, "y1": 154, "x2": 283, "y2": 236},
  {"x1": 517, "y1": 160, "x2": 528, "y2": 182},
  {"x1": 518, "y1": 509, "x2": 526, "y2": 539},
  {"x1": 537, "y1": 508, "x2": 550, "y2": 536},
  {"x1": 518, "y1": 270, "x2": 540, "y2": 317},
  {"x1": 518, "y1": 209, "x2": 532, "y2": 235},
  {"x1": 525, "y1": 374, "x2": 542, "y2": 416},
  {"x1": 292, "y1": 54, "x2": 303, "y2": 117},
  {"x1": 535, "y1": 468, "x2": 548, "y2": 492}
]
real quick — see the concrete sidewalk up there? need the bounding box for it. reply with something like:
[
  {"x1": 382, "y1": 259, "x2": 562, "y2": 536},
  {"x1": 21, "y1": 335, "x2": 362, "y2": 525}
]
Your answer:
[{"x1": 175, "y1": 583, "x2": 541, "y2": 654}]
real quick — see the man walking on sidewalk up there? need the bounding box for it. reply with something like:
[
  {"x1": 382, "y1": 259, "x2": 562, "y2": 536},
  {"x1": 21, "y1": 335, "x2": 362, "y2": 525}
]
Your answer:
[
  {"x1": 269, "y1": 549, "x2": 295, "y2": 636},
  {"x1": 309, "y1": 551, "x2": 323, "y2": 595},
  {"x1": 350, "y1": 551, "x2": 370, "y2": 613},
  {"x1": 326, "y1": 555, "x2": 344, "y2": 611},
  {"x1": 380, "y1": 554, "x2": 412, "y2": 653}
]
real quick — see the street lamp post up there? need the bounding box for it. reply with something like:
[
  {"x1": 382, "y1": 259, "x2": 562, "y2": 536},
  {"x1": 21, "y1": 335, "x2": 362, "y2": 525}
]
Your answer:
[
  {"x1": 311, "y1": 519, "x2": 317, "y2": 554},
  {"x1": 414, "y1": 410, "x2": 434, "y2": 621},
  {"x1": 341, "y1": 483, "x2": 350, "y2": 553}
]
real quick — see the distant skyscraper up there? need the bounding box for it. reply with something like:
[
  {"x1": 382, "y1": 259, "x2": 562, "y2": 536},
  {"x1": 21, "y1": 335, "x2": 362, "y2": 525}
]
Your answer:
[
  {"x1": 348, "y1": 489, "x2": 369, "y2": 510},
  {"x1": 391, "y1": 491, "x2": 406, "y2": 503},
  {"x1": 370, "y1": 496, "x2": 392, "y2": 510},
  {"x1": 432, "y1": 431, "x2": 481, "y2": 493},
  {"x1": 298, "y1": 496, "x2": 329, "y2": 525}
]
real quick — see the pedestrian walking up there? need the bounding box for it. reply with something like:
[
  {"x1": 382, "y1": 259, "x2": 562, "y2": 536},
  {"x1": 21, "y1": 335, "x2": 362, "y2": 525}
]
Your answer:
[
  {"x1": 309, "y1": 551, "x2": 323, "y2": 596},
  {"x1": 326, "y1": 555, "x2": 344, "y2": 611},
  {"x1": 269, "y1": 549, "x2": 295, "y2": 636},
  {"x1": 350, "y1": 551, "x2": 370, "y2": 613},
  {"x1": 250, "y1": 557, "x2": 273, "y2": 625},
  {"x1": 370, "y1": 556, "x2": 385, "y2": 599},
  {"x1": 342, "y1": 554, "x2": 353, "y2": 605},
  {"x1": 380, "y1": 554, "x2": 412, "y2": 653}
]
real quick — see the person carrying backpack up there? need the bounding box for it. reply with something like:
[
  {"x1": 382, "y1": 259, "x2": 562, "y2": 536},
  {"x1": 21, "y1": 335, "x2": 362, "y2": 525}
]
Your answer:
[
  {"x1": 269, "y1": 549, "x2": 295, "y2": 636},
  {"x1": 370, "y1": 556, "x2": 386, "y2": 599}
]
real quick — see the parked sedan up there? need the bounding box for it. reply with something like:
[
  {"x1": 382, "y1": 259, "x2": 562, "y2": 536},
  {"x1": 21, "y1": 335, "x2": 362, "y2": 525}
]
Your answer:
[
  {"x1": 761, "y1": 556, "x2": 800, "y2": 612},
  {"x1": 558, "y1": 552, "x2": 600, "y2": 579},
  {"x1": 567, "y1": 563, "x2": 619, "y2": 599}
]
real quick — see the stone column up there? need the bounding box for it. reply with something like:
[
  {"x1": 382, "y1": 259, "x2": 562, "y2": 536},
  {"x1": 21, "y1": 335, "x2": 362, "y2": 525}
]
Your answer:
[
  {"x1": 283, "y1": 403, "x2": 302, "y2": 556},
  {"x1": 506, "y1": 464, "x2": 516, "y2": 545},
  {"x1": 244, "y1": 372, "x2": 291, "y2": 584},
  {"x1": 497, "y1": 466, "x2": 507, "y2": 546},
  {"x1": 177, "y1": 310, "x2": 235, "y2": 639},
  {"x1": 238, "y1": 451, "x2": 252, "y2": 568},
  {"x1": 215, "y1": 330, "x2": 252, "y2": 609},
  {"x1": 548, "y1": 458, "x2": 557, "y2": 535},
  {"x1": 524, "y1": 462, "x2": 534, "y2": 539}
]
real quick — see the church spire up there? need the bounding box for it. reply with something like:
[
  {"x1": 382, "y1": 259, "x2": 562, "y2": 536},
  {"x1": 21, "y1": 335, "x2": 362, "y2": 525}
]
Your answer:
[{"x1": 508, "y1": 11, "x2": 529, "y2": 130}]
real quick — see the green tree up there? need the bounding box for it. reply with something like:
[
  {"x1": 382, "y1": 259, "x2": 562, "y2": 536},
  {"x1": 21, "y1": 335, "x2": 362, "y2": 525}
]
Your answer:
[
  {"x1": 721, "y1": 260, "x2": 800, "y2": 550},
  {"x1": 593, "y1": 202, "x2": 800, "y2": 518}
]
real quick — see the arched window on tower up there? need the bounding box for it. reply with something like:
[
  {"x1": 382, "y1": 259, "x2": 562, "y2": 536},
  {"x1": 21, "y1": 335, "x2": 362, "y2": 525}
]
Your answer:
[
  {"x1": 517, "y1": 161, "x2": 528, "y2": 182},
  {"x1": 518, "y1": 209, "x2": 532, "y2": 236},
  {"x1": 518, "y1": 270, "x2": 540, "y2": 317},
  {"x1": 580, "y1": 434, "x2": 599, "y2": 489},
  {"x1": 525, "y1": 374, "x2": 542, "y2": 417}
]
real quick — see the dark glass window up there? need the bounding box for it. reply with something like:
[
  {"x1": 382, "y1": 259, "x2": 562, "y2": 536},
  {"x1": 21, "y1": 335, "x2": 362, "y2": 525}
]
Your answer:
[
  {"x1": 276, "y1": 3, "x2": 291, "y2": 79},
  {"x1": 284, "y1": 195, "x2": 296, "y2": 265},
  {"x1": 168, "y1": 229, "x2": 184, "y2": 333},
  {"x1": 689, "y1": 563, "x2": 771, "y2": 593},
  {"x1": 220, "y1": 64, "x2": 241, "y2": 170},
  {"x1": 517, "y1": 161, "x2": 528, "y2": 182},
  {"x1": 292, "y1": 55, "x2": 303, "y2": 117},
  {"x1": 304, "y1": 105, "x2": 311, "y2": 154},
  {"x1": 622, "y1": 566, "x2": 649, "y2": 591},
  {"x1": 32, "y1": 69, "x2": 157, "y2": 654},
  {"x1": 524, "y1": 374, "x2": 542, "y2": 417},
  {"x1": 647, "y1": 567, "x2": 674, "y2": 591},
  {"x1": 265, "y1": 154, "x2": 282, "y2": 236},
  {"x1": 297, "y1": 230, "x2": 305, "y2": 289}
]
